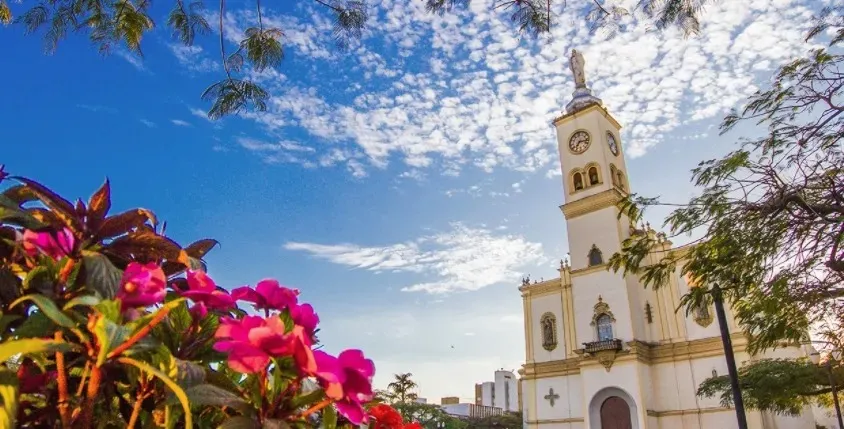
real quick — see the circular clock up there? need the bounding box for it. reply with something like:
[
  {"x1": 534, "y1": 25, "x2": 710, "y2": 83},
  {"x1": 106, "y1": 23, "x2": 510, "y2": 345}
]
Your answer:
[
  {"x1": 568, "y1": 130, "x2": 591, "y2": 153},
  {"x1": 607, "y1": 132, "x2": 619, "y2": 156}
]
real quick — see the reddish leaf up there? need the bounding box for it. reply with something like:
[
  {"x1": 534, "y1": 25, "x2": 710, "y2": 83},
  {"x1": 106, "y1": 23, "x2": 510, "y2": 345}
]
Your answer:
[
  {"x1": 13, "y1": 177, "x2": 83, "y2": 236},
  {"x1": 185, "y1": 239, "x2": 219, "y2": 259},
  {"x1": 2, "y1": 185, "x2": 37, "y2": 206},
  {"x1": 104, "y1": 230, "x2": 183, "y2": 262},
  {"x1": 27, "y1": 208, "x2": 65, "y2": 230},
  {"x1": 86, "y1": 179, "x2": 111, "y2": 231},
  {"x1": 74, "y1": 198, "x2": 86, "y2": 217},
  {"x1": 95, "y1": 209, "x2": 157, "y2": 241}
]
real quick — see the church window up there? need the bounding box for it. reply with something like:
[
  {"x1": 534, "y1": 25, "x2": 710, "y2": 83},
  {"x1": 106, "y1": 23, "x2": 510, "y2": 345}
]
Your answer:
[
  {"x1": 644, "y1": 302, "x2": 653, "y2": 324},
  {"x1": 539, "y1": 312, "x2": 558, "y2": 351},
  {"x1": 573, "y1": 172, "x2": 584, "y2": 191},
  {"x1": 609, "y1": 164, "x2": 618, "y2": 187},
  {"x1": 596, "y1": 314, "x2": 613, "y2": 341},
  {"x1": 615, "y1": 169, "x2": 625, "y2": 190},
  {"x1": 588, "y1": 166, "x2": 600, "y2": 185},
  {"x1": 588, "y1": 244, "x2": 603, "y2": 266}
]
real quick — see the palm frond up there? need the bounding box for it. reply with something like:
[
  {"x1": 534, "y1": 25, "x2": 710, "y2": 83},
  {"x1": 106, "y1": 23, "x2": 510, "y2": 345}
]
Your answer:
[
  {"x1": 332, "y1": 0, "x2": 366, "y2": 50},
  {"x1": 240, "y1": 26, "x2": 283, "y2": 72},
  {"x1": 424, "y1": 0, "x2": 469, "y2": 15},
  {"x1": 202, "y1": 78, "x2": 268, "y2": 120},
  {"x1": 0, "y1": 0, "x2": 11, "y2": 25},
  {"x1": 167, "y1": 0, "x2": 210, "y2": 45}
]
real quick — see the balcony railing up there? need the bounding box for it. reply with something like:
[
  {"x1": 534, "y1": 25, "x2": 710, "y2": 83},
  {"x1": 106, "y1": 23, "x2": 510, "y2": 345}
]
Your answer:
[{"x1": 583, "y1": 339, "x2": 622, "y2": 353}]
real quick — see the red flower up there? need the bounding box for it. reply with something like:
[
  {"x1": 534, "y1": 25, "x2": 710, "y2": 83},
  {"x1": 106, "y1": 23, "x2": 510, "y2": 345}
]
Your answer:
[
  {"x1": 117, "y1": 262, "x2": 166, "y2": 309},
  {"x1": 369, "y1": 404, "x2": 404, "y2": 429},
  {"x1": 16, "y1": 361, "x2": 55, "y2": 394},
  {"x1": 180, "y1": 270, "x2": 235, "y2": 311},
  {"x1": 19, "y1": 228, "x2": 75, "y2": 260},
  {"x1": 232, "y1": 279, "x2": 299, "y2": 312},
  {"x1": 403, "y1": 423, "x2": 423, "y2": 429}
]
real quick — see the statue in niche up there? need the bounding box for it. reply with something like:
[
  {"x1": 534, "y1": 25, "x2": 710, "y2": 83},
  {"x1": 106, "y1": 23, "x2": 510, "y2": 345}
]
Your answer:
[{"x1": 540, "y1": 313, "x2": 557, "y2": 351}]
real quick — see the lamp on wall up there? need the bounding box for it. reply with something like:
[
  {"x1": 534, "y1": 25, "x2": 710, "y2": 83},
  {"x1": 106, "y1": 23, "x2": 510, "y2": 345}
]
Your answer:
[{"x1": 810, "y1": 349, "x2": 843, "y2": 429}]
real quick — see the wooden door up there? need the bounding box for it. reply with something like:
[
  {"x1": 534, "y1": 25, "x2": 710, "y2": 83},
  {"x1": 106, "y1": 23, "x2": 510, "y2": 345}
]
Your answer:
[{"x1": 600, "y1": 396, "x2": 632, "y2": 429}]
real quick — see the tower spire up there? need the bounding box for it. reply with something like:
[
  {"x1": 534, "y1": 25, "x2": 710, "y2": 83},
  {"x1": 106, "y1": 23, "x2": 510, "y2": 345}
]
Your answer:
[{"x1": 565, "y1": 48, "x2": 603, "y2": 114}]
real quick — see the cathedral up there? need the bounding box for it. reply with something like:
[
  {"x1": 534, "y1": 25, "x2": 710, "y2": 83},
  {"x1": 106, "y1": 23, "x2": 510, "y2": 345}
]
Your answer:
[{"x1": 516, "y1": 50, "x2": 819, "y2": 429}]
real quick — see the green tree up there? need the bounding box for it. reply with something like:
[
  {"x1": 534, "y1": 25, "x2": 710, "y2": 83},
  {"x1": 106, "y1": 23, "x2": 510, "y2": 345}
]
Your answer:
[
  {"x1": 394, "y1": 401, "x2": 466, "y2": 429},
  {"x1": 608, "y1": 6, "x2": 844, "y2": 415},
  {"x1": 387, "y1": 372, "x2": 419, "y2": 404},
  {"x1": 464, "y1": 411, "x2": 523, "y2": 429},
  {"x1": 1, "y1": 0, "x2": 713, "y2": 120}
]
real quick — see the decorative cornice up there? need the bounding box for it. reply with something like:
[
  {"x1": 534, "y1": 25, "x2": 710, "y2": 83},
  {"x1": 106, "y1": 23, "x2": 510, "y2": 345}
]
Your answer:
[
  {"x1": 521, "y1": 333, "x2": 751, "y2": 380},
  {"x1": 560, "y1": 188, "x2": 625, "y2": 220},
  {"x1": 647, "y1": 407, "x2": 733, "y2": 417},
  {"x1": 519, "y1": 278, "x2": 564, "y2": 296},
  {"x1": 570, "y1": 262, "x2": 609, "y2": 278},
  {"x1": 551, "y1": 103, "x2": 622, "y2": 130},
  {"x1": 525, "y1": 418, "x2": 584, "y2": 424}
]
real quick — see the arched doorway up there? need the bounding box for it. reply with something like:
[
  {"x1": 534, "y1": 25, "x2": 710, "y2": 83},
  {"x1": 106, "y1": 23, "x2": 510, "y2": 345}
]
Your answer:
[{"x1": 600, "y1": 396, "x2": 632, "y2": 429}]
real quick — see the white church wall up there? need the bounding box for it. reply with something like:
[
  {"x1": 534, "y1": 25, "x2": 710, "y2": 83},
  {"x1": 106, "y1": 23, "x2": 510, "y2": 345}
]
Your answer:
[
  {"x1": 580, "y1": 362, "x2": 645, "y2": 428},
  {"x1": 535, "y1": 374, "x2": 583, "y2": 420},
  {"x1": 530, "y1": 292, "x2": 567, "y2": 361},
  {"x1": 566, "y1": 206, "x2": 622, "y2": 270},
  {"x1": 572, "y1": 271, "x2": 633, "y2": 344}
]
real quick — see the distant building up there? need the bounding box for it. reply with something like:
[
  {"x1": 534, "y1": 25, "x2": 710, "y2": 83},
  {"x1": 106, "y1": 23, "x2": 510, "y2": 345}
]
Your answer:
[
  {"x1": 474, "y1": 370, "x2": 519, "y2": 413},
  {"x1": 414, "y1": 397, "x2": 427, "y2": 404},
  {"x1": 441, "y1": 403, "x2": 504, "y2": 419},
  {"x1": 441, "y1": 396, "x2": 460, "y2": 405}
]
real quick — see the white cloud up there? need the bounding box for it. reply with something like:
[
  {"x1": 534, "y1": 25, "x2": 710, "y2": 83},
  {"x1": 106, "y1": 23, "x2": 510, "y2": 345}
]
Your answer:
[
  {"x1": 190, "y1": 107, "x2": 214, "y2": 122},
  {"x1": 171, "y1": 119, "x2": 192, "y2": 127},
  {"x1": 76, "y1": 104, "x2": 117, "y2": 114},
  {"x1": 168, "y1": 44, "x2": 219, "y2": 73},
  {"x1": 284, "y1": 223, "x2": 547, "y2": 294},
  {"x1": 139, "y1": 118, "x2": 156, "y2": 127},
  {"x1": 116, "y1": 50, "x2": 147, "y2": 72},
  {"x1": 210, "y1": 0, "x2": 816, "y2": 178}
]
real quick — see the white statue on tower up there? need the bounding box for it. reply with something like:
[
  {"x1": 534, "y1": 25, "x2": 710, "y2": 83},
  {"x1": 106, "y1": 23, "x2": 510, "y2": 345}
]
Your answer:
[{"x1": 570, "y1": 49, "x2": 586, "y2": 88}]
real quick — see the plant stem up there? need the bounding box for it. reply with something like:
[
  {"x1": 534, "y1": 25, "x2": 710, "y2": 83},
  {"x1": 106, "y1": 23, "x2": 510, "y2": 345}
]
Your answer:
[
  {"x1": 75, "y1": 361, "x2": 91, "y2": 397},
  {"x1": 79, "y1": 365, "x2": 102, "y2": 429},
  {"x1": 296, "y1": 398, "x2": 331, "y2": 419},
  {"x1": 127, "y1": 391, "x2": 145, "y2": 429},
  {"x1": 107, "y1": 306, "x2": 171, "y2": 359},
  {"x1": 55, "y1": 331, "x2": 71, "y2": 429}
]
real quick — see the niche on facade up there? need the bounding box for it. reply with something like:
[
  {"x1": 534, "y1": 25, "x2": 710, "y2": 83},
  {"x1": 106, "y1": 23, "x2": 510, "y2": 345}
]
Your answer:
[
  {"x1": 693, "y1": 303, "x2": 714, "y2": 328},
  {"x1": 540, "y1": 312, "x2": 558, "y2": 351},
  {"x1": 587, "y1": 244, "x2": 604, "y2": 266},
  {"x1": 590, "y1": 296, "x2": 616, "y2": 341}
]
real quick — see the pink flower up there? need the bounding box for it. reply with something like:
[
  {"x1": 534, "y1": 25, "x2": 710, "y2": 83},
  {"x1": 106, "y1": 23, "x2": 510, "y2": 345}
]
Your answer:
[
  {"x1": 231, "y1": 279, "x2": 299, "y2": 312},
  {"x1": 190, "y1": 302, "x2": 208, "y2": 319},
  {"x1": 117, "y1": 262, "x2": 166, "y2": 309},
  {"x1": 290, "y1": 303, "x2": 319, "y2": 339},
  {"x1": 180, "y1": 270, "x2": 235, "y2": 311},
  {"x1": 313, "y1": 349, "x2": 375, "y2": 425},
  {"x1": 20, "y1": 228, "x2": 75, "y2": 260},
  {"x1": 214, "y1": 315, "x2": 316, "y2": 374}
]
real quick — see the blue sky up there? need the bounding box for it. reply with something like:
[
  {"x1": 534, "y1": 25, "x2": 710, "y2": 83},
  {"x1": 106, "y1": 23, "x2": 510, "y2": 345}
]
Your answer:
[{"x1": 0, "y1": 0, "x2": 830, "y2": 403}]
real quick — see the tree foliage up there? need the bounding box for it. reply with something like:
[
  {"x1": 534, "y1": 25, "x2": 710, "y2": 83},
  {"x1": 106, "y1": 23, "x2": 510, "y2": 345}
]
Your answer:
[
  {"x1": 2, "y1": 0, "x2": 714, "y2": 119},
  {"x1": 463, "y1": 411, "x2": 523, "y2": 429},
  {"x1": 387, "y1": 372, "x2": 419, "y2": 404},
  {"x1": 608, "y1": 8, "x2": 844, "y2": 415}
]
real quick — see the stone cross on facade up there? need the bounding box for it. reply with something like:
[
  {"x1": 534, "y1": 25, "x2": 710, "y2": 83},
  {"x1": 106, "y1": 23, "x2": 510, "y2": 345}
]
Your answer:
[{"x1": 544, "y1": 387, "x2": 560, "y2": 407}]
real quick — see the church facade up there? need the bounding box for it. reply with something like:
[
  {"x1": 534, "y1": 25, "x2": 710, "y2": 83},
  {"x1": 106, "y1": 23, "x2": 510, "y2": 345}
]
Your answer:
[{"x1": 517, "y1": 50, "x2": 819, "y2": 429}]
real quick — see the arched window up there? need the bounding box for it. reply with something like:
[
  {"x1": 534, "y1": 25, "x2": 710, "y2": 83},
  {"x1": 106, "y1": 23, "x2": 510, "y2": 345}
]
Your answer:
[
  {"x1": 615, "y1": 169, "x2": 625, "y2": 190},
  {"x1": 573, "y1": 172, "x2": 584, "y2": 191},
  {"x1": 609, "y1": 164, "x2": 618, "y2": 187},
  {"x1": 588, "y1": 166, "x2": 600, "y2": 185},
  {"x1": 588, "y1": 244, "x2": 603, "y2": 266},
  {"x1": 596, "y1": 314, "x2": 613, "y2": 341}
]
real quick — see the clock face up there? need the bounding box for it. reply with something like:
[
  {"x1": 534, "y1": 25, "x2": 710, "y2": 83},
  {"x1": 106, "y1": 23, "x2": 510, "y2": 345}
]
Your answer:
[
  {"x1": 607, "y1": 132, "x2": 619, "y2": 156},
  {"x1": 568, "y1": 131, "x2": 591, "y2": 153}
]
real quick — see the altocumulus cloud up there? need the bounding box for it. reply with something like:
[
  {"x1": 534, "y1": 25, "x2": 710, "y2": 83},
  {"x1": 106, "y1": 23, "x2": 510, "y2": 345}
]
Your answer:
[
  {"x1": 183, "y1": 0, "x2": 819, "y2": 177},
  {"x1": 284, "y1": 223, "x2": 547, "y2": 293}
]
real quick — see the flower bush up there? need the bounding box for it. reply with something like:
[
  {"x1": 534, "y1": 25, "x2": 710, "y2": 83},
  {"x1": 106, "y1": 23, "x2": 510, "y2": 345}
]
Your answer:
[{"x1": 0, "y1": 167, "x2": 388, "y2": 428}]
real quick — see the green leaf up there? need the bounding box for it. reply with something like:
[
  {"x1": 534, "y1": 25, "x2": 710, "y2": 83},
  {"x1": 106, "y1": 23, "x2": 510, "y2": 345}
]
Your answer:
[
  {"x1": 22, "y1": 266, "x2": 54, "y2": 293},
  {"x1": 0, "y1": 338, "x2": 71, "y2": 362},
  {"x1": 0, "y1": 314, "x2": 20, "y2": 338},
  {"x1": 82, "y1": 251, "x2": 122, "y2": 299},
  {"x1": 95, "y1": 298, "x2": 122, "y2": 322},
  {"x1": 0, "y1": 369, "x2": 18, "y2": 428},
  {"x1": 290, "y1": 388, "x2": 325, "y2": 409},
  {"x1": 179, "y1": 383, "x2": 250, "y2": 411},
  {"x1": 118, "y1": 357, "x2": 192, "y2": 428},
  {"x1": 13, "y1": 311, "x2": 55, "y2": 338},
  {"x1": 63, "y1": 295, "x2": 101, "y2": 310},
  {"x1": 322, "y1": 403, "x2": 337, "y2": 429},
  {"x1": 219, "y1": 416, "x2": 259, "y2": 429},
  {"x1": 263, "y1": 419, "x2": 291, "y2": 429},
  {"x1": 93, "y1": 316, "x2": 130, "y2": 366},
  {"x1": 10, "y1": 294, "x2": 76, "y2": 328}
]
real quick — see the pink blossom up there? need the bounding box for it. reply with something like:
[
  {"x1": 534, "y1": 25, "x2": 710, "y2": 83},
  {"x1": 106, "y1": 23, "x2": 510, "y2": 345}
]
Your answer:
[
  {"x1": 20, "y1": 228, "x2": 75, "y2": 260},
  {"x1": 214, "y1": 315, "x2": 317, "y2": 374},
  {"x1": 180, "y1": 270, "x2": 235, "y2": 311},
  {"x1": 190, "y1": 302, "x2": 208, "y2": 319},
  {"x1": 117, "y1": 262, "x2": 166, "y2": 309},
  {"x1": 290, "y1": 303, "x2": 320, "y2": 339},
  {"x1": 231, "y1": 279, "x2": 299, "y2": 312},
  {"x1": 313, "y1": 349, "x2": 375, "y2": 425}
]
